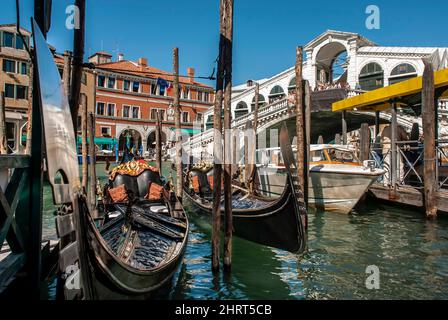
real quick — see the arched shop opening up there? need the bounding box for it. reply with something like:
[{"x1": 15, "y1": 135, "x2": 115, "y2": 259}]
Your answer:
[
  {"x1": 147, "y1": 130, "x2": 167, "y2": 153},
  {"x1": 234, "y1": 101, "x2": 249, "y2": 118},
  {"x1": 389, "y1": 63, "x2": 417, "y2": 85},
  {"x1": 118, "y1": 129, "x2": 142, "y2": 155},
  {"x1": 358, "y1": 62, "x2": 384, "y2": 91},
  {"x1": 251, "y1": 94, "x2": 266, "y2": 110},
  {"x1": 268, "y1": 85, "x2": 285, "y2": 104}
]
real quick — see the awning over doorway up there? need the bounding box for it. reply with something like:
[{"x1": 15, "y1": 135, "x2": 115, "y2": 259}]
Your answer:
[
  {"x1": 76, "y1": 136, "x2": 117, "y2": 145},
  {"x1": 169, "y1": 128, "x2": 202, "y2": 135}
]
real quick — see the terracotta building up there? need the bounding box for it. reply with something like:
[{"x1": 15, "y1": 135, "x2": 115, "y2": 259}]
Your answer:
[{"x1": 89, "y1": 52, "x2": 214, "y2": 157}]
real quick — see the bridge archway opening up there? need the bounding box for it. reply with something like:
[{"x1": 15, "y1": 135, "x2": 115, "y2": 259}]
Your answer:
[
  {"x1": 118, "y1": 129, "x2": 142, "y2": 155},
  {"x1": 269, "y1": 85, "x2": 285, "y2": 104},
  {"x1": 389, "y1": 63, "x2": 417, "y2": 85},
  {"x1": 315, "y1": 42, "x2": 348, "y2": 88},
  {"x1": 359, "y1": 62, "x2": 384, "y2": 91},
  {"x1": 235, "y1": 101, "x2": 249, "y2": 118}
]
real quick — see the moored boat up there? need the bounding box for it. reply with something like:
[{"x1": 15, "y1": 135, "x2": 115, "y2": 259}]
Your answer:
[
  {"x1": 182, "y1": 126, "x2": 307, "y2": 254},
  {"x1": 256, "y1": 144, "x2": 385, "y2": 214},
  {"x1": 86, "y1": 159, "x2": 189, "y2": 298}
]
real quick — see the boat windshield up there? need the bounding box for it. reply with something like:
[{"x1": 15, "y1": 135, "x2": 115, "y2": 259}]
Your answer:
[
  {"x1": 310, "y1": 150, "x2": 325, "y2": 162},
  {"x1": 326, "y1": 148, "x2": 358, "y2": 163}
]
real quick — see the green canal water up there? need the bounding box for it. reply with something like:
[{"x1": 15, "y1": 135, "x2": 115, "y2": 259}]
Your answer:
[{"x1": 42, "y1": 163, "x2": 448, "y2": 300}]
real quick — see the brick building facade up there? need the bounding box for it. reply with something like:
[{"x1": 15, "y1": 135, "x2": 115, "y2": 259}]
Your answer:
[
  {"x1": 89, "y1": 52, "x2": 214, "y2": 157},
  {"x1": 0, "y1": 23, "x2": 214, "y2": 157}
]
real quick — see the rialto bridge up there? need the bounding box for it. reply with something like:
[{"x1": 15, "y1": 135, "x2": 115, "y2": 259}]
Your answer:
[{"x1": 184, "y1": 30, "x2": 448, "y2": 158}]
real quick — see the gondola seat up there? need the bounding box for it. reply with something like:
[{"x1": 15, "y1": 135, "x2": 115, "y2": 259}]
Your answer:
[
  {"x1": 110, "y1": 169, "x2": 164, "y2": 201},
  {"x1": 149, "y1": 205, "x2": 169, "y2": 214},
  {"x1": 189, "y1": 170, "x2": 212, "y2": 197}
]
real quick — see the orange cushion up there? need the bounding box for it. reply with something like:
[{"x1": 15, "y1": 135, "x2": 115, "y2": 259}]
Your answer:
[
  {"x1": 208, "y1": 176, "x2": 224, "y2": 190},
  {"x1": 191, "y1": 176, "x2": 200, "y2": 193},
  {"x1": 208, "y1": 176, "x2": 214, "y2": 189},
  {"x1": 146, "y1": 182, "x2": 163, "y2": 201},
  {"x1": 108, "y1": 184, "x2": 128, "y2": 203}
]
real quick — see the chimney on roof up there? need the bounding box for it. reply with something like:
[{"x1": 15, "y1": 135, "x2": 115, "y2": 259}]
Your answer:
[
  {"x1": 118, "y1": 53, "x2": 124, "y2": 61},
  {"x1": 138, "y1": 57, "x2": 148, "y2": 68},
  {"x1": 187, "y1": 67, "x2": 195, "y2": 83}
]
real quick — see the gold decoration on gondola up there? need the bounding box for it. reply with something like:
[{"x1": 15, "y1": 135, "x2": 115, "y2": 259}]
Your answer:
[
  {"x1": 190, "y1": 160, "x2": 213, "y2": 173},
  {"x1": 109, "y1": 159, "x2": 158, "y2": 180}
]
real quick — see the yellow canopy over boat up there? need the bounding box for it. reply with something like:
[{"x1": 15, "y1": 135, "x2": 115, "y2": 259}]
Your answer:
[{"x1": 332, "y1": 68, "x2": 448, "y2": 112}]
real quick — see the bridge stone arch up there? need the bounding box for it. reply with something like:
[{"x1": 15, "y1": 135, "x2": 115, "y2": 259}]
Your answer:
[
  {"x1": 303, "y1": 30, "x2": 375, "y2": 90},
  {"x1": 314, "y1": 41, "x2": 349, "y2": 85}
]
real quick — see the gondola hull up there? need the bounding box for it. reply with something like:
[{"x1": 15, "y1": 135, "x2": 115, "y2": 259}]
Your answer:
[
  {"x1": 84, "y1": 160, "x2": 189, "y2": 299},
  {"x1": 182, "y1": 123, "x2": 307, "y2": 254},
  {"x1": 183, "y1": 182, "x2": 304, "y2": 253},
  {"x1": 85, "y1": 210, "x2": 188, "y2": 298}
]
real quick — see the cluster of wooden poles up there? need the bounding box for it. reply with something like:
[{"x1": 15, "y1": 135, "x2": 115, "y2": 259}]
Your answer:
[{"x1": 205, "y1": 0, "x2": 310, "y2": 272}]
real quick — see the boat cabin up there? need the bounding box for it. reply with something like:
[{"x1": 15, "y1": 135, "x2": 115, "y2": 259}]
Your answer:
[{"x1": 256, "y1": 144, "x2": 360, "y2": 168}]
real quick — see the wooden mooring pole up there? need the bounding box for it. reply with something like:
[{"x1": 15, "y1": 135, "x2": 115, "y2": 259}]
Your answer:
[
  {"x1": 244, "y1": 121, "x2": 253, "y2": 189},
  {"x1": 223, "y1": 0, "x2": 234, "y2": 271},
  {"x1": 375, "y1": 110, "x2": 381, "y2": 137},
  {"x1": 0, "y1": 92, "x2": 6, "y2": 154},
  {"x1": 335, "y1": 133, "x2": 341, "y2": 145},
  {"x1": 390, "y1": 102, "x2": 398, "y2": 196},
  {"x1": 25, "y1": 65, "x2": 33, "y2": 155},
  {"x1": 28, "y1": 0, "x2": 46, "y2": 296},
  {"x1": 342, "y1": 110, "x2": 347, "y2": 145},
  {"x1": 69, "y1": 0, "x2": 85, "y2": 133},
  {"x1": 155, "y1": 110, "x2": 163, "y2": 173},
  {"x1": 317, "y1": 135, "x2": 323, "y2": 144},
  {"x1": 211, "y1": 0, "x2": 227, "y2": 272},
  {"x1": 81, "y1": 94, "x2": 88, "y2": 191},
  {"x1": 303, "y1": 80, "x2": 311, "y2": 211},
  {"x1": 360, "y1": 123, "x2": 371, "y2": 162},
  {"x1": 422, "y1": 60, "x2": 437, "y2": 219},
  {"x1": 173, "y1": 48, "x2": 183, "y2": 199},
  {"x1": 88, "y1": 112, "x2": 97, "y2": 212},
  {"x1": 295, "y1": 46, "x2": 308, "y2": 228},
  {"x1": 248, "y1": 83, "x2": 259, "y2": 193},
  {"x1": 63, "y1": 50, "x2": 72, "y2": 98}
]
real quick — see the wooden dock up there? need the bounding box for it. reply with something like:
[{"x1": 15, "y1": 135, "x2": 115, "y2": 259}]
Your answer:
[{"x1": 369, "y1": 183, "x2": 448, "y2": 214}]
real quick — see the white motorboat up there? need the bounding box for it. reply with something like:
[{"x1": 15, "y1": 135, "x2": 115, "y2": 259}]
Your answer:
[{"x1": 255, "y1": 144, "x2": 385, "y2": 214}]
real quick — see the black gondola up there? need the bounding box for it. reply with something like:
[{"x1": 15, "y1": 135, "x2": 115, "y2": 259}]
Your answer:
[
  {"x1": 86, "y1": 160, "x2": 189, "y2": 298},
  {"x1": 182, "y1": 124, "x2": 307, "y2": 253}
]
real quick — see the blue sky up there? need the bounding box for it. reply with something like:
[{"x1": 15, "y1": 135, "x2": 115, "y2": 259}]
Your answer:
[{"x1": 1, "y1": 0, "x2": 447, "y2": 86}]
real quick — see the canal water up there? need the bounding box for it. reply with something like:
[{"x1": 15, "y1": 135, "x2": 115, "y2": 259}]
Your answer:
[{"x1": 42, "y1": 163, "x2": 448, "y2": 300}]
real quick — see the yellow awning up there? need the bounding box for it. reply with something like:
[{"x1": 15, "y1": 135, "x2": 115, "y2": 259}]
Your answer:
[{"x1": 332, "y1": 68, "x2": 448, "y2": 112}]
